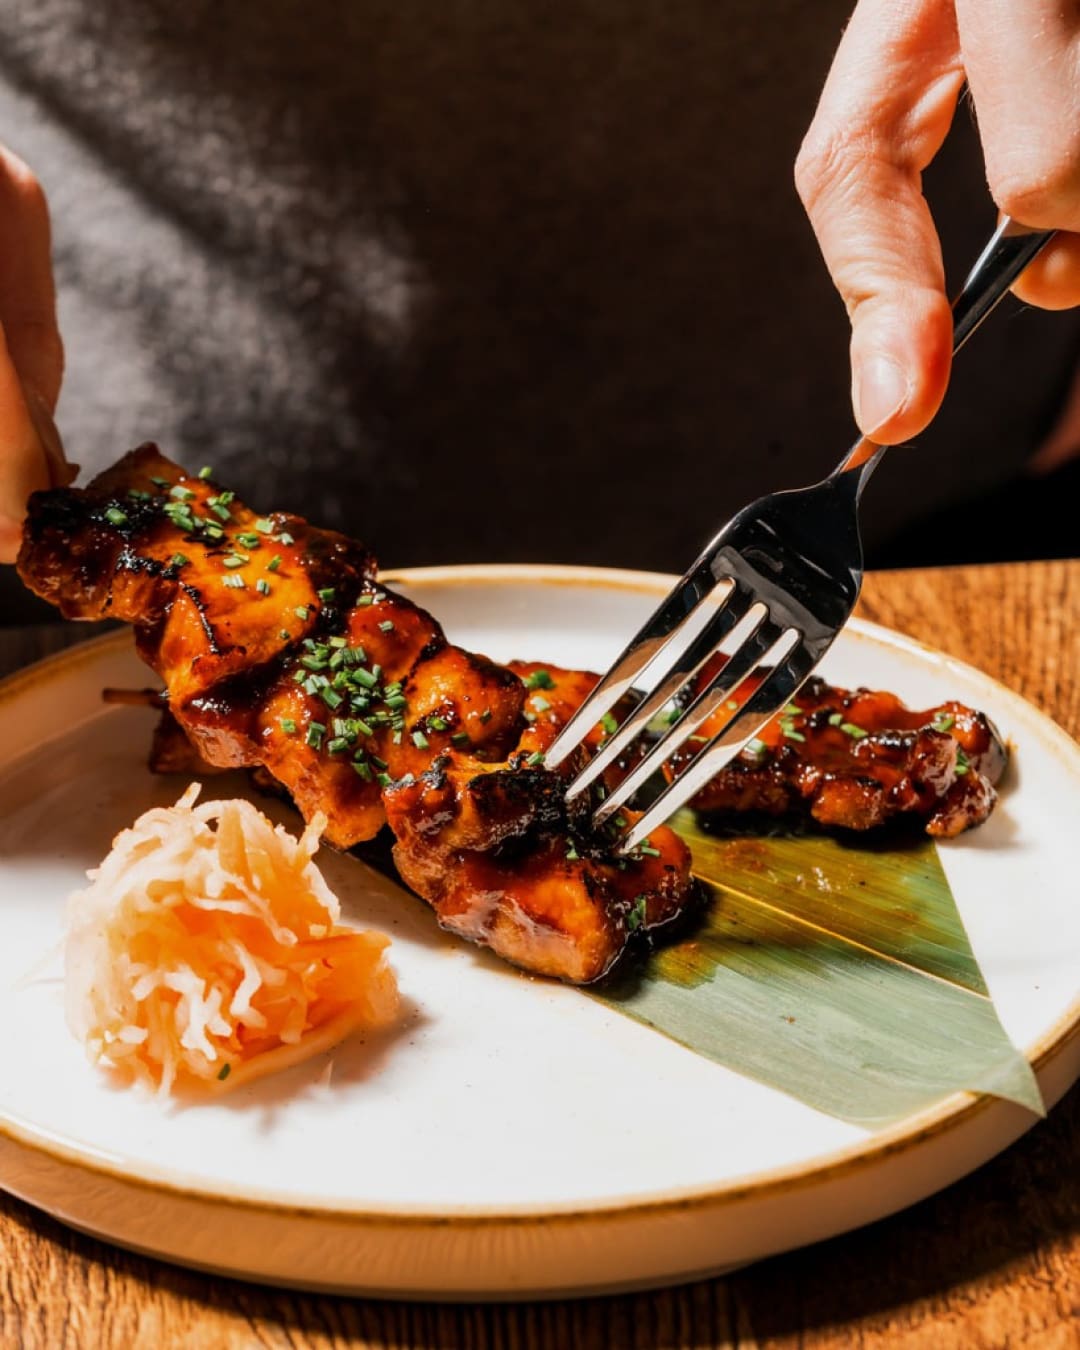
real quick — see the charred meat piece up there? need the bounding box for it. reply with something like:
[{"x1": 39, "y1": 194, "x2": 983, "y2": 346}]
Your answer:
[
  {"x1": 667, "y1": 660, "x2": 1006, "y2": 837},
  {"x1": 18, "y1": 448, "x2": 693, "y2": 984}
]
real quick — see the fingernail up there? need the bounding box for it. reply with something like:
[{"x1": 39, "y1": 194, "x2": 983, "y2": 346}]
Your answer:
[
  {"x1": 854, "y1": 354, "x2": 910, "y2": 436},
  {"x1": 24, "y1": 386, "x2": 76, "y2": 487}
]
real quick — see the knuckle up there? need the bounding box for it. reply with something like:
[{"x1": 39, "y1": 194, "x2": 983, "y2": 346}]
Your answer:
[{"x1": 795, "y1": 121, "x2": 872, "y2": 216}]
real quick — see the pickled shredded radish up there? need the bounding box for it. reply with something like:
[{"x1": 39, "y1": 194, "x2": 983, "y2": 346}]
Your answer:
[{"x1": 65, "y1": 784, "x2": 400, "y2": 1094}]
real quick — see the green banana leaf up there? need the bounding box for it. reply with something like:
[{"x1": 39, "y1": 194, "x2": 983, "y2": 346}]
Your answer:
[{"x1": 591, "y1": 812, "x2": 1044, "y2": 1129}]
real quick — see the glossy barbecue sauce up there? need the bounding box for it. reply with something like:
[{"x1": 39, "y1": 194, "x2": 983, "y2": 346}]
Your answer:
[{"x1": 17, "y1": 445, "x2": 695, "y2": 985}]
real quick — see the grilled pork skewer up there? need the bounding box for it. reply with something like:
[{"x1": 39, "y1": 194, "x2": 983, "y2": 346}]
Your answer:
[
  {"x1": 666, "y1": 657, "x2": 1006, "y2": 838},
  {"x1": 18, "y1": 446, "x2": 693, "y2": 984}
]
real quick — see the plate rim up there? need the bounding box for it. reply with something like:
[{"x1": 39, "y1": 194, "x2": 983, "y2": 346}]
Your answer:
[{"x1": 2, "y1": 560, "x2": 1078, "y2": 1230}]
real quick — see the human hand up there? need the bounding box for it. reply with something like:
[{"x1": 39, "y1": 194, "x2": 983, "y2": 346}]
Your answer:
[
  {"x1": 0, "y1": 145, "x2": 67, "y2": 563},
  {"x1": 795, "y1": 0, "x2": 1080, "y2": 445}
]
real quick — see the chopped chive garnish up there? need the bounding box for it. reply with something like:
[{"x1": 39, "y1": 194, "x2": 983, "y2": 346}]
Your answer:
[
  {"x1": 265, "y1": 555, "x2": 282, "y2": 573},
  {"x1": 745, "y1": 737, "x2": 768, "y2": 758},
  {"x1": 318, "y1": 587, "x2": 336, "y2": 602},
  {"x1": 412, "y1": 729, "x2": 429, "y2": 749},
  {"x1": 840, "y1": 722, "x2": 868, "y2": 739},
  {"x1": 320, "y1": 687, "x2": 344, "y2": 710},
  {"x1": 254, "y1": 517, "x2": 274, "y2": 534},
  {"x1": 385, "y1": 694, "x2": 407, "y2": 709},
  {"x1": 222, "y1": 554, "x2": 247, "y2": 568},
  {"x1": 566, "y1": 844, "x2": 580, "y2": 861},
  {"x1": 378, "y1": 620, "x2": 395, "y2": 633},
  {"x1": 782, "y1": 728, "x2": 807, "y2": 742},
  {"x1": 357, "y1": 593, "x2": 374, "y2": 607},
  {"x1": 150, "y1": 476, "x2": 170, "y2": 488},
  {"x1": 428, "y1": 716, "x2": 448, "y2": 731},
  {"x1": 371, "y1": 754, "x2": 388, "y2": 770},
  {"x1": 280, "y1": 717, "x2": 297, "y2": 734},
  {"x1": 637, "y1": 842, "x2": 661, "y2": 858},
  {"x1": 599, "y1": 711, "x2": 618, "y2": 736},
  {"x1": 223, "y1": 574, "x2": 246, "y2": 589},
  {"x1": 353, "y1": 667, "x2": 378, "y2": 689},
  {"x1": 932, "y1": 712, "x2": 956, "y2": 733},
  {"x1": 329, "y1": 636, "x2": 348, "y2": 649},
  {"x1": 301, "y1": 654, "x2": 328, "y2": 671},
  {"x1": 198, "y1": 465, "x2": 214, "y2": 480},
  {"x1": 828, "y1": 712, "x2": 843, "y2": 727},
  {"x1": 525, "y1": 670, "x2": 555, "y2": 690},
  {"x1": 217, "y1": 1062, "x2": 231, "y2": 1081},
  {"x1": 169, "y1": 485, "x2": 195, "y2": 501},
  {"x1": 451, "y1": 731, "x2": 470, "y2": 747},
  {"x1": 353, "y1": 761, "x2": 373, "y2": 781},
  {"x1": 784, "y1": 703, "x2": 802, "y2": 716},
  {"x1": 326, "y1": 736, "x2": 349, "y2": 755},
  {"x1": 294, "y1": 606, "x2": 310, "y2": 621},
  {"x1": 171, "y1": 553, "x2": 189, "y2": 567},
  {"x1": 203, "y1": 522, "x2": 224, "y2": 540},
  {"x1": 236, "y1": 532, "x2": 261, "y2": 548},
  {"x1": 726, "y1": 699, "x2": 739, "y2": 711},
  {"x1": 256, "y1": 578, "x2": 271, "y2": 596},
  {"x1": 479, "y1": 709, "x2": 492, "y2": 723},
  {"x1": 162, "y1": 505, "x2": 194, "y2": 528},
  {"x1": 306, "y1": 722, "x2": 326, "y2": 749},
  {"x1": 277, "y1": 531, "x2": 294, "y2": 546},
  {"x1": 376, "y1": 772, "x2": 392, "y2": 788},
  {"x1": 105, "y1": 506, "x2": 128, "y2": 526},
  {"x1": 525, "y1": 751, "x2": 545, "y2": 768}
]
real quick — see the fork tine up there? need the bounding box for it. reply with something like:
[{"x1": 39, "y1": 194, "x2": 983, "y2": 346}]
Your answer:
[
  {"x1": 591, "y1": 612, "x2": 788, "y2": 826},
  {"x1": 543, "y1": 553, "x2": 733, "y2": 770},
  {"x1": 618, "y1": 640, "x2": 816, "y2": 853},
  {"x1": 563, "y1": 578, "x2": 760, "y2": 802}
]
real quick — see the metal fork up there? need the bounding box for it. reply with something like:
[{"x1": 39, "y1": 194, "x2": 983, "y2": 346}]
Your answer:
[{"x1": 545, "y1": 217, "x2": 1054, "y2": 852}]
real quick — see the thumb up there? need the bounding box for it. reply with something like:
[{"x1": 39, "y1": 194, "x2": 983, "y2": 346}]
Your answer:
[
  {"x1": 0, "y1": 329, "x2": 73, "y2": 563},
  {"x1": 0, "y1": 329, "x2": 50, "y2": 562}
]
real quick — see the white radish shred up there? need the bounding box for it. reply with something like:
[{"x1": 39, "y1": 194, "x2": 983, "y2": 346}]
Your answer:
[{"x1": 66, "y1": 784, "x2": 399, "y2": 1094}]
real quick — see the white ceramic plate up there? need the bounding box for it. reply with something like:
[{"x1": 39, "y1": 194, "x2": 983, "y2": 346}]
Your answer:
[{"x1": 0, "y1": 565, "x2": 1077, "y2": 1299}]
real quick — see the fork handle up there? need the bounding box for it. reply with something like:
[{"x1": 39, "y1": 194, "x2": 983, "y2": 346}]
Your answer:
[{"x1": 836, "y1": 216, "x2": 1056, "y2": 479}]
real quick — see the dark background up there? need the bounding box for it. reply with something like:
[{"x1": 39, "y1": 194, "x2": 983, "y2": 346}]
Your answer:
[{"x1": 1, "y1": 1, "x2": 1077, "y2": 621}]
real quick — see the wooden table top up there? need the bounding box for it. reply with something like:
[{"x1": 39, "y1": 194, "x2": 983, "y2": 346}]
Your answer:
[{"x1": 1, "y1": 559, "x2": 1077, "y2": 1349}]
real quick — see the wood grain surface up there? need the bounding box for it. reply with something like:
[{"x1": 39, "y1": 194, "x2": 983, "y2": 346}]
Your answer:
[{"x1": 1, "y1": 561, "x2": 1077, "y2": 1350}]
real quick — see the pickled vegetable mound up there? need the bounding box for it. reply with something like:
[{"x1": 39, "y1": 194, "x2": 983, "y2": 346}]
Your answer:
[{"x1": 65, "y1": 784, "x2": 400, "y2": 1094}]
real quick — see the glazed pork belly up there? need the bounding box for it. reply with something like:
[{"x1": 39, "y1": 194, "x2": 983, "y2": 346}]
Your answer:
[
  {"x1": 666, "y1": 656, "x2": 1006, "y2": 837},
  {"x1": 18, "y1": 446, "x2": 692, "y2": 984}
]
